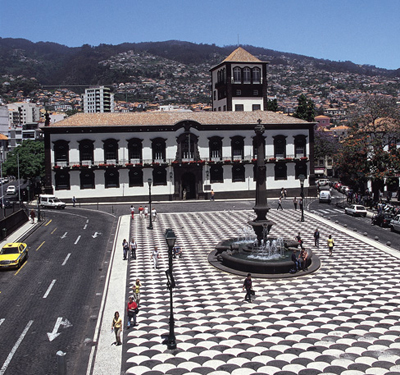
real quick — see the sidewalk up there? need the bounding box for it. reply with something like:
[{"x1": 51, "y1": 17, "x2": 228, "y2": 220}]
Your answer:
[{"x1": 87, "y1": 215, "x2": 130, "y2": 375}]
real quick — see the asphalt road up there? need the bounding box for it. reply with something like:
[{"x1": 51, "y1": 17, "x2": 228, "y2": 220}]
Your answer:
[
  {"x1": 308, "y1": 190, "x2": 400, "y2": 252},
  {"x1": 0, "y1": 208, "x2": 117, "y2": 375}
]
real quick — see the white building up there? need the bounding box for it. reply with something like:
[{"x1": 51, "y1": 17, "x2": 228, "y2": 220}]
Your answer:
[
  {"x1": 0, "y1": 105, "x2": 9, "y2": 136},
  {"x1": 82, "y1": 86, "x2": 115, "y2": 113},
  {"x1": 7, "y1": 102, "x2": 41, "y2": 127},
  {"x1": 43, "y1": 111, "x2": 315, "y2": 202}
]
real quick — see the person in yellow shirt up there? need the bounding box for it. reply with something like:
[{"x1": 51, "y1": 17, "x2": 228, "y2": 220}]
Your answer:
[
  {"x1": 327, "y1": 235, "x2": 334, "y2": 256},
  {"x1": 111, "y1": 311, "x2": 122, "y2": 345}
]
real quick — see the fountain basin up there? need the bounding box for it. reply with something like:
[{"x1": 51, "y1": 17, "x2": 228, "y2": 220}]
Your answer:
[{"x1": 213, "y1": 237, "x2": 314, "y2": 275}]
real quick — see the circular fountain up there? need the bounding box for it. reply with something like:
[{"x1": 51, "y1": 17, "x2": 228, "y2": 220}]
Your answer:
[{"x1": 209, "y1": 122, "x2": 319, "y2": 277}]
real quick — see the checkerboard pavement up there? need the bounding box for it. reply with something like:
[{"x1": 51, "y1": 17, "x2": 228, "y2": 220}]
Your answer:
[{"x1": 124, "y1": 209, "x2": 400, "y2": 375}]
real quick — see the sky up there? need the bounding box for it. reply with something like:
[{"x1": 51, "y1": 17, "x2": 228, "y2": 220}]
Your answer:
[{"x1": 1, "y1": 0, "x2": 399, "y2": 70}]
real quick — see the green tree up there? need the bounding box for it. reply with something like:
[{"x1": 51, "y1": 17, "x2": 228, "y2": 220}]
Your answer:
[
  {"x1": 3, "y1": 141, "x2": 45, "y2": 180},
  {"x1": 314, "y1": 127, "x2": 338, "y2": 159},
  {"x1": 293, "y1": 94, "x2": 315, "y2": 122},
  {"x1": 335, "y1": 94, "x2": 400, "y2": 195},
  {"x1": 266, "y1": 99, "x2": 279, "y2": 112}
]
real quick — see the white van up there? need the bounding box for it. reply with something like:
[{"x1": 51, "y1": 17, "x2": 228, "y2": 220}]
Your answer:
[
  {"x1": 319, "y1": 190, "x2": 331, "y2": 204},
  {"x1": 39, "y1": 195, "x2": 66, "y2": 209}
]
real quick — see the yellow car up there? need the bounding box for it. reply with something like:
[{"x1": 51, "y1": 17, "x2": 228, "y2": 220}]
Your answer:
[{"x1": 0, "y1": 242, "x2": 28, "y2": 269}]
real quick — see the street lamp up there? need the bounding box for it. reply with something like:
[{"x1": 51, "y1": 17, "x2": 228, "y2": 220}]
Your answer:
[
  {"x1": 164, "y1": 228, "x2": 177, "y2": 350},
  {"x1": 148, "y1": 178, "x2": 153, "y2": 230},
  {"x1": 299, "y1": 174, "x2": 306, "y2": 222}
]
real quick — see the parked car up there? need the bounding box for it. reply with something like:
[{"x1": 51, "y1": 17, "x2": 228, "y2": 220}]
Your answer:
[
  {"x1": 390, "y1": 215, "x2": 400, "y2": 233},
  {"x1": 1, "y1": 198, "x2": 15, "y2": 209},
  {"x1": 0, "y1": 242, "x2": 28, "y2": 269},
  {"x1": 317, "y1": 179, "x2": 329, "y2": 186},
  {"x1": 6, "y1": 185, "x2": 16, "y2": 195},
  {"x1": 371, "y1": 213, "x2": 393, "y2": 227},
  {"x1": 345, "y1": 204, "x2": 368, "y2": 217}
]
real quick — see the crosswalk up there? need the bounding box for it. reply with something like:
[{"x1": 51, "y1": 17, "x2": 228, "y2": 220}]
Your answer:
[{"x1": 310, "y1": 207, "x2": 344, "y2": 215}]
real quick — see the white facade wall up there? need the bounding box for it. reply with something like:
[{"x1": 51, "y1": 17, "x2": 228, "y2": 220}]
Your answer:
[{"x1": 49, "y1": 126, "x2": 310, "y2": 200}]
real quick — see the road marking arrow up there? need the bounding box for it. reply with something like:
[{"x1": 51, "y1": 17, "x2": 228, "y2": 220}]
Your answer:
[
  {"x1": 61, "y1": 232, "x2": 67, "y2": 239},
  {"x1": 92, "y1": 232, "x2": 102, "y2": 238},
  {"x1": 47, "y1": 317, "x2": 72, "y2": 342}
]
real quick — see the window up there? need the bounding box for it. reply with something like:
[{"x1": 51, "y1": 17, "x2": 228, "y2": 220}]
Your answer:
[
  {"x1": 129, "y1": 169, "x2": 143, "y2": 187},
  {"x1": 327, "y1": 159, "x2": 333, "y2": 166},
  {"x1": 210, "y1": 165, "x2": 223, "y2": 183},
  {"x1": 236, "y1": 89, "x2": 241, "y2": 96},
  {"x1": 253, "y1": 90, "x2": 259, "y2": 96},
  {"x1": 233, "y1": 67, "x2": 241, "y2": 83},
  {"x1": 213, "y1": 91, "x2": 216, "y2": 100},
  {"x1": 252, "y1": 67, "x2": 261, "y2": 83},
  {"x1": 80, "y1": 170, "x2": 95, "y2": 189},
  {"x1": 252, "y1": 104, "x2": 261, "y2": 111},
  {"x1": 153, "y1": 167, "x2": 167, "y2": 186},
  {"x1": 294, "y1": 135, "x2": 306, "y2": 158},
  {"x1": 128, "y1": 138, "x2": 142, "y2": 163},
  {"x1": 209, "y1": 137, "x2": 222, "y2": 161},
  {"x1": 231, "y1": 136, "x2": 244, "y2": 160},
  {"x1": 274, "y1": 135, "x2": 286, "y2": 158},
  {"x1": 235, "y1": 104, "x2": 244, "y2": 112},
  {"x1": 55, "y1": 171, "x2": 70, "y2": 190},
  {"x1": 179, "y1": 133, "x2": 198, "y2": 161},
  {"x1": 275, "y1": 163, "x2": 287, "y2": 180},
  {"x1": 232, "y1": 165, "x2": 245, "y2": 182},
  {"x1": 79, "y1": 139, "x2": 94, "y2": 165},
  {"x1": 105, "y1": 168, "x2": 119, "y2": 188},
  {"x1": 103, "y1": 139, "x2": 118, "y2": 164},
  {"x1": 295, "y1": 162, "x2": 307, "y2": 179},
  {"x1": 152, "y1": 138, "x2": 166, "y2": 162},
  {"x1": 243, "y1": 67, "x2": 251, "y2": 83},
  {"x1": 53, "y1": 140, "x2": 69, "y2": 166}
]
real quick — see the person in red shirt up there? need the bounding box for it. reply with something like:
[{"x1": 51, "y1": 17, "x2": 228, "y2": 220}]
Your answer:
[{"x1": 127, "y1": 296, "x2": 138, "y2": 328}]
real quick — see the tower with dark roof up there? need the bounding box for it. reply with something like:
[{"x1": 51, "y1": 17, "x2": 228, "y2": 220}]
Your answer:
[{"x1": 210, "y1": 47, "x2": 268, "y2": 112}]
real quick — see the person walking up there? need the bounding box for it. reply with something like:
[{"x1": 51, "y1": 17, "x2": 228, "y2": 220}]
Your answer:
[
  {"x1": 122, "y1": 239, "x2": 129, "y2": 260},
  {"x1": 210, "y1": 189, "x2": 215, "y2": 201},
  {"x1": 111, "y1": 311, "x2": 122, "y2": 345},
  {"x1": 277, "y1": 197, "x2": 283, "y2": 210},
  {"x1": 72, "y1": 196, "x2": 76, "y2": 207},
  {"x1": 138, "y1": 205, "x2": 144, "y2": 219},
  {"x1": 126, "y1": 297, "x2": 138, "y2": 328},
  {"x1": 299, "y1": 197, "x2": 303, "y2": 212},
  {"x1": 30, "y1": 209, "x2": 36, "y2": 224},
  {"x1": 293, "y1": 197, "x2": 298, "y2": 210},
  {"x1": 314, "y1": 228, "x2": 320, "y2": 248},
  {"x1": 327, "y1": 235, "x2": 334, "y2": 256},
  {"x1": 130, "y1": 237, "x2": 137, "y2": 260},
  {"x1": 130, "y1": 205, "x2": 135, "y2": 219},
  {"x1": 151, "y1": 207, "x2": 157, "y2": 222},
  {"x1": 151, "y1": 247, "x2": 159, "y2": 269},
  {"x1": 132, "y1": 279, "x2": 142, "y2": 305},
  {"x1": 242, "y1": 273, "x2": 253, "y2": 303}
]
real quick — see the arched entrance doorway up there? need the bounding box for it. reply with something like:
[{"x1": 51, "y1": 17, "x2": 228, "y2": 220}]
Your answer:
[{"x1": 182, "y1": 172, "x2": 196, "y2": 200}]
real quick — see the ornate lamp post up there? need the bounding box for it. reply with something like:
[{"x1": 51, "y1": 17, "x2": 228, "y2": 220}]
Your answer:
[
  {"x1": 164, "y1": 228, "x2": 177, "y2": 349},
  {"x1": 299, "y1": 174, "x2": 306, "y2": 222},
  {"x1": 148, "y1": 178, "x2": 153, "y2": 230}
]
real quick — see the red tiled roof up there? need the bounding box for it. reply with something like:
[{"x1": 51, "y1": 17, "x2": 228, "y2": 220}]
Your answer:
[{"x1": 50, "y1": 111, "x2": 311, "y2": 128}]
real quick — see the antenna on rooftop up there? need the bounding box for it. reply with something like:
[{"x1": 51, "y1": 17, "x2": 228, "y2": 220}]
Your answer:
[{"x1": 237, "y1": 34, "x2": 240, "y2": 46}]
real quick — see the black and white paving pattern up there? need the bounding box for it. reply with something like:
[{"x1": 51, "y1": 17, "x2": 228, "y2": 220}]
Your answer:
[{"x1": 124, "y1": 209, "x2": 400, "y2": 375}]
